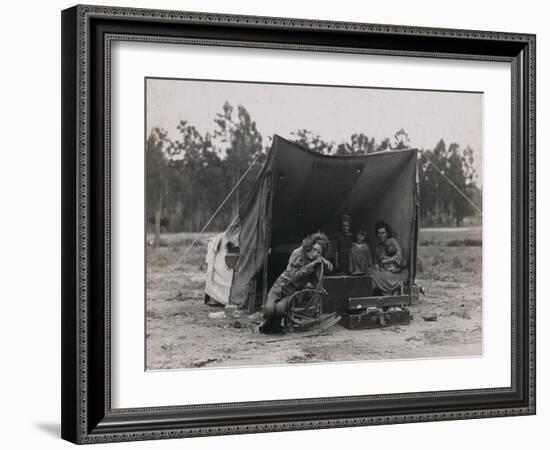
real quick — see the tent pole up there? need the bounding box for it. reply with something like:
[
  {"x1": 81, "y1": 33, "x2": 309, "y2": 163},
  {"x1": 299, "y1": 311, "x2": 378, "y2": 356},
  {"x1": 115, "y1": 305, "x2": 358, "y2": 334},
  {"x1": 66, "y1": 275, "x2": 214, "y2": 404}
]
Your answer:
[
  {"x1": 262, "y1": 182, "x2": 273, "y2": 307},
  {"x1": 262, "y1": 140, "x2": 277, "y2": 307},
  {"x1": 262, "y1": 246, "x2": 269, "y2": 307},
  {"x1": 409, "y1": 151, "x2": 420, "y2": 302}
]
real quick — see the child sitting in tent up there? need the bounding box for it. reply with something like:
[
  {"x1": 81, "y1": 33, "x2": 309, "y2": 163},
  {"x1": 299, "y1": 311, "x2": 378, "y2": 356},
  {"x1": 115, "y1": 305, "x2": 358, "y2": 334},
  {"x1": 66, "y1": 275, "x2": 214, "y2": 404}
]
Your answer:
[
  {"x1": 348, "y1": 229, "x2": 373, "y2": 275},
  {"x1": 258, "y1": 232, "x2": 333, "y2": 334}
]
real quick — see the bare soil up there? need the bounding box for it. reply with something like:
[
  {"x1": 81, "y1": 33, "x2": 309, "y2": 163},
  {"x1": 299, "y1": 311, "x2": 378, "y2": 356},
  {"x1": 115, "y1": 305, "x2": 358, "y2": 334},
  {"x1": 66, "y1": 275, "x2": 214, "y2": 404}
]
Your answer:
[{"x1": 146, "y1": 228, "x2": 482, "y2": 370}]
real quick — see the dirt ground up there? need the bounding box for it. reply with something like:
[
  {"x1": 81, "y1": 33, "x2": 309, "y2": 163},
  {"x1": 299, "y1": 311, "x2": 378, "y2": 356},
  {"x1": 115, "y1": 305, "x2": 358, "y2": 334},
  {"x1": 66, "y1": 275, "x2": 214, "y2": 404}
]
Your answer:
[{"x1": 146, "y1": 228, "x2": 482, "y2": 370}]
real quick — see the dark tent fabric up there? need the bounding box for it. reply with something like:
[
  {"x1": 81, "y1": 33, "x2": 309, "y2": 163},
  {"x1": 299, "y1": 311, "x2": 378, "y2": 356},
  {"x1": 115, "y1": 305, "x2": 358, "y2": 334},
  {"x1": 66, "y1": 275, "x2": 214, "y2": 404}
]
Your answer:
[{"x1": 228, "y1": 135, "x2": 418, "y2": 306}]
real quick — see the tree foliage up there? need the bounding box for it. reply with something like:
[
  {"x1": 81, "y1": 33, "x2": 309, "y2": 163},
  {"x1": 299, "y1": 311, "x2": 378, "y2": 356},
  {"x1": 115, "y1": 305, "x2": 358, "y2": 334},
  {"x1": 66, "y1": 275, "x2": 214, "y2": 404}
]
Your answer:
[
  {"x1": 290, "y1": 129, "x2": 335, "y2": 155},
  {"x1": 336, "y1": 133, "x2": 377, "y2": 155},
  {"x1": 146, "y1": 127, "x2": 168, "y2": 223},
  {"x1": 147, "y1": 103, "x2": 265, "y2": 232},
  {"x1": 214, "y1": 102, "x2": 264, "y2": 216},
  {"x1": 392, "y1": 128, "x2": 411, "y2": 150},
  {"x1": 147, "y1": 103, "x2": 481, "y2": 233},
  {"x1": 418, "y1": 139, "x2": 480, "y2": 226}
]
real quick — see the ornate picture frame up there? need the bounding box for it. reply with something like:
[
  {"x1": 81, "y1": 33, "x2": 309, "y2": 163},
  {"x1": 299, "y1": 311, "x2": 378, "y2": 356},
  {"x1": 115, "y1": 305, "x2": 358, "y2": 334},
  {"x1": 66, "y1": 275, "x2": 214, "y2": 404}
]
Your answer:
[{"x1": 61, "y1": 4, "x2": 535, "y2": 444}]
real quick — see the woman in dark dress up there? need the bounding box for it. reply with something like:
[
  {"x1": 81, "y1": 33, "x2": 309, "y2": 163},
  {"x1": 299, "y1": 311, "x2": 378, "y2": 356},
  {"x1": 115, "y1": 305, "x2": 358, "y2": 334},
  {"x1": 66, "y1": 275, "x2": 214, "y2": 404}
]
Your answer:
[{"x1": 369, "y1": 221, "x2": 408, "y2": 294}]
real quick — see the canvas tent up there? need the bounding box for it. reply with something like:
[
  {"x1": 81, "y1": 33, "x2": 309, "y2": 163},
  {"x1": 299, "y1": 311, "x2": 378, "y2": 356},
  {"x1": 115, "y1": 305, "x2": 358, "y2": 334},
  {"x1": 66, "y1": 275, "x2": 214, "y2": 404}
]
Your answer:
[{"x1": 205, "y1": 135, "x2": 419, "y2": 307}]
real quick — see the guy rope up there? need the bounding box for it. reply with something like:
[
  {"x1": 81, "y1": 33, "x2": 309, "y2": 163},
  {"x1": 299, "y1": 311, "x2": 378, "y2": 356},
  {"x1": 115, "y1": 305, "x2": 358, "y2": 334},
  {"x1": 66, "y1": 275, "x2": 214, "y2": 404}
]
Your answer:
[
  {"x1": 168, "y1": 151, "x2": 263, "y2": 273},
  {"x1": 424, "y1": 155, "x2": 483, "y2": 215},
  {"x1": 154, "y1": 151, "x2": 263, "y2": 298}
]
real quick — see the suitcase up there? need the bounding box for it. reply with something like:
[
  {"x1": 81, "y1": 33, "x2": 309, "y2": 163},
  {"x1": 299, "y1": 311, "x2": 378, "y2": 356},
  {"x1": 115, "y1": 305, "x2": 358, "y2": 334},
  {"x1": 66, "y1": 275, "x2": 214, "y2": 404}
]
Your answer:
[
  {"x1": 323, "y1": 275, "x2": 372, "y2": 313},
  {"x1": 341, "y1": 308, "x2": 411, "y2": 330}
]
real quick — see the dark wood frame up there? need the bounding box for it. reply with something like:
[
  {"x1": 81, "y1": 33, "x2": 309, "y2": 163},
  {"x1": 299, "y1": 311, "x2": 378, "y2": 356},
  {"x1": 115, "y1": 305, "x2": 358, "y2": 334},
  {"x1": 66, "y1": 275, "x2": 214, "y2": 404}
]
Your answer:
[{"x1": 61, "y1": 4, "x2": 536, "y2": 444}]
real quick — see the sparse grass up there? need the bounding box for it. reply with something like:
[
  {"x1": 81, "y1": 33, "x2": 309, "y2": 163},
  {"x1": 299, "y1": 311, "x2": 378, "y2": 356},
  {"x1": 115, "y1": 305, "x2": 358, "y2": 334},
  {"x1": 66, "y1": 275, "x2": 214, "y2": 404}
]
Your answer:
[
  {"x1": 146, "y1": 232, "x2": 217, "y2": 249},
  {"x1": 417, "y1": 244, "x2": 481, "y2": 285},
  {"x1": 452, "y1": 256, "x2": 463, "y2": 269},
  {"x1": 146, "y1": 235, "x2": 211, "y2": 269},
  {"x1": 416, "y1": 227, "x2": 482, "y2": 285},
  {"x1": 419, "y1": 227, "x2": 482, "y2": 246},
  {"x1": 446, "y1": 239, "x2": 482, "y2": 247},
  {"x1": 146, "y1": 228, "x2": 482, "y2": 369}
]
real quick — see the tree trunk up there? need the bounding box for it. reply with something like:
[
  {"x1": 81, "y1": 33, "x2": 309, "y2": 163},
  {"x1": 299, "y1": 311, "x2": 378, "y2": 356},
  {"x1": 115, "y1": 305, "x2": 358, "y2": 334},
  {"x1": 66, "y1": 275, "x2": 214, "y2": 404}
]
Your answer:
[
  {"x1": 154, "y1": 190, "x2": 162, "y2": 248},
  {"x1": 434, "y1": 181, "x2": 441, "y2": 225},
  {"x1": 449, "y1": 197, "x2": 455, "y2": 227}
]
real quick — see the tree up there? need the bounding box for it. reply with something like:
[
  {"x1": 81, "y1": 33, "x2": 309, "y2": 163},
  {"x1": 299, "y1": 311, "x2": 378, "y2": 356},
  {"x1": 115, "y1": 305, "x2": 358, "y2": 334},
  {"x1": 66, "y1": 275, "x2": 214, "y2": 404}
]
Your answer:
[
  {"x1": 291, "y1": 129, "x2": 335, "y2": 154},
  {"x1": 454, "y1": 145, "x2": 478, "y2": 224},
  {"x1": 145, "y1": 103, "x2": 266, "y2": 234},
  {"x1": 445, "y1": 143, "x2": 464, "y2": 225},
  {"x1": 392, "y1": 128, "x2": 411, "y2": 150},
  {"x1": 418, "y1": 140, "x2": 480, "y2": 226},
  {"x1": 147, "y1": 107, "x2": 482, "y2": 232},
  {"x1": 418, "y1": 139, "x2": 447, "y2": 225},
  {"x1": 376, "y1": 137, "x2": 391, "y2": 152},
  {"x1": 335, "y1": 133, "x2": 376, "y2": 155},
  {"x1": 462, "y1": 145, "x2": 477, "y2": 183},
  {"x1": 166, "y1": 121, "x2": 221, "y2": 231},
  {"x1": 214, "y1": 102, "x2": 264, "y2": 217},
  {"x1": 146, "y1": 127, "x2": 169, "y2": 246}
]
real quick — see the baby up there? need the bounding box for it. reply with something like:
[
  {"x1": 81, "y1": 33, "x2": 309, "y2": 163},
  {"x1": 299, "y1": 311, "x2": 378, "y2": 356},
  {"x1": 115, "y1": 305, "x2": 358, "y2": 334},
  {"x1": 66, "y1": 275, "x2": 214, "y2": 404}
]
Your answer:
[{"x1": 386, "y1": 244, "x2": 397, "y2": 257}]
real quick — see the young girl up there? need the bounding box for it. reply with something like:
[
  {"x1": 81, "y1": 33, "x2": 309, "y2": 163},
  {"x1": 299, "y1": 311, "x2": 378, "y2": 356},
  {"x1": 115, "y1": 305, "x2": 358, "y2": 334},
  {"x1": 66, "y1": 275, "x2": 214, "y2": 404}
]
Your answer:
[{"x1": 348, "y1": 229, "x2": 373, "y2": 275}]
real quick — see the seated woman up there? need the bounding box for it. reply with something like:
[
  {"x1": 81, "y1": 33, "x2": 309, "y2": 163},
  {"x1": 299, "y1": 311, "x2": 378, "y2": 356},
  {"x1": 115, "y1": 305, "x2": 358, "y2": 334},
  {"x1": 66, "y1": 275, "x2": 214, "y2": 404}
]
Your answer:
[
  {"x1": 348, "y1": 229, "x2": 373, "y2": 275},
  {"x1": 259, "y1": 232, "x2": 333, "y2": 334},
  {"x1": 369, "y1": 220, "x2": 408, "y2": 295}
]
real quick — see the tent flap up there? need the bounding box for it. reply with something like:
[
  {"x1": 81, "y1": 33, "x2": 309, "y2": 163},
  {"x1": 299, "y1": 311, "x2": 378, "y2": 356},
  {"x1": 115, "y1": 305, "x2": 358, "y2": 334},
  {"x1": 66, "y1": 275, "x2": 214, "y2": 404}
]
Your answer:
[{"x1": 228, "y1": 147, "x2": 275, "y2": 306}]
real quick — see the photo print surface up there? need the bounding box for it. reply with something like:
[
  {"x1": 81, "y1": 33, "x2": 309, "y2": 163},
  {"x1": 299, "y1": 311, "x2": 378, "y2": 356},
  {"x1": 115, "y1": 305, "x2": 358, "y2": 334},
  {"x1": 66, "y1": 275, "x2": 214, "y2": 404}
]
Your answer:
[{"x1": 145, "y1": 78, "x2": 483, "y2": 370}]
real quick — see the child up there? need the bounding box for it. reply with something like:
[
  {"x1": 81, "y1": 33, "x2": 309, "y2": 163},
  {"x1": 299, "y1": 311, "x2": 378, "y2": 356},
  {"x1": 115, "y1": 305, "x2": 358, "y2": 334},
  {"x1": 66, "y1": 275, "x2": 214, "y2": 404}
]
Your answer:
[
  {"x1": 348, "y1": 229, "x2": 373, "y2": 275},
  {"x1": 331, "y1": 214, "x2": 354, "y2": 274}
]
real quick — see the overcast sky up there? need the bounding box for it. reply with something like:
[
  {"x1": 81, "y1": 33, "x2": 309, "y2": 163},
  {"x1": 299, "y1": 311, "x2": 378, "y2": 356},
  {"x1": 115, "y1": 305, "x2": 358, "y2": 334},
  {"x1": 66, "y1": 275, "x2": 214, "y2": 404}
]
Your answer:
[{"x1": 146, "y1": 78, "x2": 483, "y2": 181}]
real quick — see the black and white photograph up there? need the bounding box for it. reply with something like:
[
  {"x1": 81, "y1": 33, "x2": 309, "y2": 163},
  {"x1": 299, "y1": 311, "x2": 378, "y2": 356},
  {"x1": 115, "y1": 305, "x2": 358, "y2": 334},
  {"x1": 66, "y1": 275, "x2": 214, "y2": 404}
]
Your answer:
[{"x1": 145, "y1": 78, "x2": 483, "y2": 370}]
